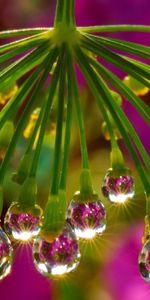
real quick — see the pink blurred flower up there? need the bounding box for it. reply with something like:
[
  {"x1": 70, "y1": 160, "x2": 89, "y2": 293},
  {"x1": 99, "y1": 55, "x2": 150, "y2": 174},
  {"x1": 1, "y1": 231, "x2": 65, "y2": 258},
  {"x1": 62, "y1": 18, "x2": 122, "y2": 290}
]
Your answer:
[
  {"x1": 0, "y1": 244, "x2": 53, "y2": 300},
  {"x1": 104, "y1": 223, "x2": 150, "y2": 300}
]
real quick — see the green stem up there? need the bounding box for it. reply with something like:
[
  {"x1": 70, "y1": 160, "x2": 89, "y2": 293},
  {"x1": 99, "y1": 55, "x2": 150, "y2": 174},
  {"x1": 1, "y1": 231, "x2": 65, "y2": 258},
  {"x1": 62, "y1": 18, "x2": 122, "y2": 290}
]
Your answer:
[
  {"x1": 0, "y1": 39, "x2": 48, "y2": 65},
  {"x1": 68, "y1": 53, "x2": 94, "y2": 195},
  {"x1": 0, "y1": 28, "x2": 50, "y2": 39},
  {"x1": 0, "y1": 62, "x2": 46, "y2": 129},
  {"x1": 84, "y1": 56, "x2": 150, "y2": 172},
  {"x1": 86, "y1": 34, "x2": 150, "y2": 59},
  {"x1": 122, "y1": 56, "x2": 150, "y2": 71},
  {"x1": 0, "y1": 42, "x2": 49, "y2": 91},
  {"x1": 54, "y1": 0, "x2": 75, "y2": 28},
  {"x1": 87, "y1": 56, "x2": 150, "y2": 127},
  {"x1": 69, "y1": 59, "x2": 89, "y2": 170},
  {"x1": 75, "y1": 47, "x2": 150, "y2": 196},
  {"x1": 79, "y1": 25, "x2": 150, "y2": 33},
  {"x1": 29, "y1": 54, "x2": 60, "y2": 178},
  {"x1": 59, "y1": 60, "x2": 73, "y2": 191},
  {"x1": 101, "y1": 106, "x2": 118, "y2": 150},
  {"x1": 0, "y1": 31, "x2": 50, "y2": 54},
  {"x1": 100, "y1": 104, "x2": 125, "y2": 169},
  {"x1": 81, "y1": 36, "x2": 150, "y2": 89},
  {"x1": 50, "y1": 45, "x2": 66, "y2": 195},
  {"x1": 0, "y1": 50, "x2": 57, "y2": 184}
]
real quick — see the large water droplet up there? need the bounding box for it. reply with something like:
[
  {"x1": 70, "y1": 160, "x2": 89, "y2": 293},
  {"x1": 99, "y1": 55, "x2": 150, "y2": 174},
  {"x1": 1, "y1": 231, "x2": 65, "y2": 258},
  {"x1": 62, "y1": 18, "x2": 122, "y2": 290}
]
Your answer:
[
  {"x1": 32, "y1": 223, "x2": 80, "y2": 277},
  {"x1": 102, "y1": 168, "x2": 134, "y2": 203},
  {"x1": 138, "y1": 239, "x2": 150, "y2": 283},
  {"x1": 0, "y1": 227, "x2": 13, "y2": 280},
  {"x1": 4, "y1": 202, "x2": 43, "y2": 242},
  {"x1": 67, "y1": 199, "x2": 106, "y2": 239}
]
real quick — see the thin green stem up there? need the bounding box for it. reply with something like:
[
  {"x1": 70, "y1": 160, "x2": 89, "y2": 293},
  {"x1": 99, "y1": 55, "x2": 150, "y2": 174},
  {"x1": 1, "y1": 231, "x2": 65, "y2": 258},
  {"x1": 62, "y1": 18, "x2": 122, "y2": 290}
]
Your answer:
[
  {"x1": 86, "y1": 34, "x2": 150, "y2": 59},
  {"x1": 75, "y1": 47, "x2": 150, "y2": 196},
  {"x1": 79, "y1": 25, "x2": 150, "y2": 33},
  {"x1": 68, "y1": 52, "x2": 94, "y2": 195},
  {"x1": 98, "y1": 100, "x2": 125, "y2": 170},
  {"x1": 59, "y1": 56, "x2": 73, "y2": 191},
  {"x1": 0, "y1": 39, "x2": 48, "y2": 65},
  {"x1": 101, "y1": 108, "x2": 118, "y2": 150},
  {"x1": 69, "y1": 59, "x2": 89, "y2": 170},
  {"x1": 87, "y1": 56, "x2": 150, "y2": 126},
  {"x1": 0, "y1": 63, "x2": 47, "y2": 129},
  {"x1": 0, "y1": 28, "x2": 50, "y2": 38},
  {"x1": 76, "y1": 47, "x2": 150, "y2": 171},
  {"x1": 0, "y1": 31, "x2": 50, "y2": 54},
  {"x1": 0, "y1": 42, "x2": 49, "y2": 91},
  {"x1": 122, "y1": 55, "x2": 150, "y2": 71},
  {"x1": 29, "y1": 53, "x2": 60, "y2": 178},
  {"x1": 0, "y1": 49, "x2": 57, "y2": 183},
  {"x1": 50, "y1": 45, "x2": 66, "y2": 195},
  {"x1": 81, "y1": 35, "x2": 150, "y2": 88},
  {"x1": 88, "y1": 60, "x2": 150, "y2": 172}
]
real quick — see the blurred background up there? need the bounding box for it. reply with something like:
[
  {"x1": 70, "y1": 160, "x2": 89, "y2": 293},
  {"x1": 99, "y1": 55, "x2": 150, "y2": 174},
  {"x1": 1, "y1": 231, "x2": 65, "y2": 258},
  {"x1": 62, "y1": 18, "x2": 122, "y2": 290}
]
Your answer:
[{"x1": 0, "y1": 0, "x2": 150, "y2": 299}]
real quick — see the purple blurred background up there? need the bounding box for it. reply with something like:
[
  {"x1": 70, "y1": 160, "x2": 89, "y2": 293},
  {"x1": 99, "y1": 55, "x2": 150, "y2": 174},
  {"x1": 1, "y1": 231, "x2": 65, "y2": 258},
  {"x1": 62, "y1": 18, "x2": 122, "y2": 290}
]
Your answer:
[{"x1": 0, "y1": 1, "x2": 150, "y2": 299}]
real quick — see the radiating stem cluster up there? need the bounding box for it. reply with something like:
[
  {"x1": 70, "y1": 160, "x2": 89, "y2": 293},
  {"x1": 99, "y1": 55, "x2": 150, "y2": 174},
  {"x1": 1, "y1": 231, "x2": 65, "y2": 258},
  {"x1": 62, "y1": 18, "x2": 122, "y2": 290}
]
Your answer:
[{"x1": 0, "y1": 0, "x2": 150, "y2": 246}]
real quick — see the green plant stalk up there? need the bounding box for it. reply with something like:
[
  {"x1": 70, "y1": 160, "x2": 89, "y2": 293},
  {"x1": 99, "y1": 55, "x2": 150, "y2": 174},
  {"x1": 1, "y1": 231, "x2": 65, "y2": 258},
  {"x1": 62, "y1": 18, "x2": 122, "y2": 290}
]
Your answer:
[
  {"x1": 79, "y1": 25, "x2": 150, "y2": 33},
  {"x1": 87, "y1": 56, "x2": 150, "y2": 126},
  {"x1": 86, "y1": 57, "x2": 150, "y2": 172},
  {"x1": 104, "y1": 36, "x2": 150, "y2": 54},
  {"x1": 59, "y1": 59, "x2": 73, "y2": 191},
  {"x1": 0, "y1": 38, "x2": 49, "y2": 64},
  {"x1": 0, "y1": 62, "x2": 47, "y2": 129},
  {"x1": 0, "y1": 30, "x2": 50, "y2": 54},
  {"x1": 68, "y1": 54, "x2": 94, "y2": 196},
  {"x1": 81, "y1": 36, "x2": 150, "y2": 88},
  {"x1": 99, "y1": 102, "x2": 125, "y2": 170},
  {"x1": 75, "y1": 47, "x2": 150, "y2": 196},
  {"x1": 86, "y1": 35, "x2": 150, "y2": 59},
  {"x1": 1, "y1": 25, "x2": 150, "y2": 38},
  {"x1": 70, "y1": 60, "x2": 89, "y2": 170},
  {"x1": 122, "y1": 56, "x2": 150, "y2": 71},
  {"x1": 54, "y1": 0, "x2": 75, "y2": 28},
  {"x1": 29, "y1": 53, "x2": 61, "y2": 178},
  {"x1": 86, "y1": 60, "x2": 125, "y2": 170},
  {"x1": 0, "y1": 50, "x2": 57, "y2": 184},
  {"x1": 0, "y1": 42, "x2": 50, "y2": 91},
  {"x1": 0, "y1": 28, "x2": 50, "y2": 38},
  {"x1": 50, "y1": 45, "x2": 66, "y2": 195}
]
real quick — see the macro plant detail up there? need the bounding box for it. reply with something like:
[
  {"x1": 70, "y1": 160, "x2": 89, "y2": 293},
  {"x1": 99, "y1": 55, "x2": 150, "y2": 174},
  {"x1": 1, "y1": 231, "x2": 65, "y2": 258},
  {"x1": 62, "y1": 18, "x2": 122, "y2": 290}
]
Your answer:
[{"x1": 0, "y1": 0, "x2": 150, "y2": 283}]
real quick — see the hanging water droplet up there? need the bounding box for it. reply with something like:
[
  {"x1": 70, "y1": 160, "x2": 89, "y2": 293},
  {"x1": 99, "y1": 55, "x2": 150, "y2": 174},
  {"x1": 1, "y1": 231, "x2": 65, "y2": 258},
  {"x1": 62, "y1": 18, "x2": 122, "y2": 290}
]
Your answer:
[
  {"x1": 67, "y1": 198, "x2": 106, "y2": 239},
  {"x1": 138, "y1": 239, "x2": 150, "y2": 283},
  {"x1": 102, "y1": 168, "x2": 135, "y2": 203},
  {"x1": 4, "y1": 202, "x2": 43, "y2": 242},
  {"x1": 0, "y1": 227, "x2": 13, "y2": 280},
  {"x1": 32, "y1": 223, "x2": 80, "y2": 277}
]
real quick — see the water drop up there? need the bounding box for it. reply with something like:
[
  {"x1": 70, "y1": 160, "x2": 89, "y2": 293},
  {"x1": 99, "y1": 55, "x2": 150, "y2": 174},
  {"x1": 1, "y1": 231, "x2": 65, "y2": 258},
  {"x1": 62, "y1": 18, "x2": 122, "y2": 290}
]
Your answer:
[
  {"x1": 0, "y1": 227, "x2": 13, "y2": 280},
  {"x1": 139, "y1": 239, "x2": 150, "y2": 283},
  {"x1": 102, "y1": 168, "x2": 134, "y2": 203},
  {"x1": 67, "y1": 199, "x2": 106, "y2": 239},
  {"x1": 33, "y1": 223, "x2": 80, "y2": 277},
  {"x1": 4, "y1": 202, "x2": 43, "y2": 242}
]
